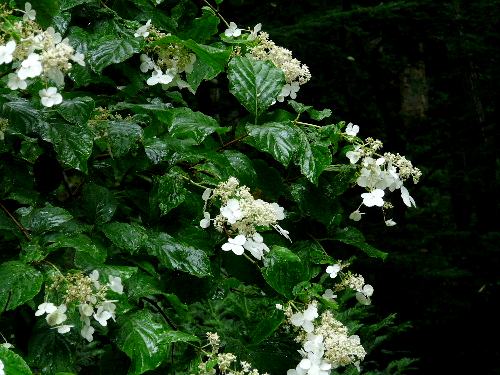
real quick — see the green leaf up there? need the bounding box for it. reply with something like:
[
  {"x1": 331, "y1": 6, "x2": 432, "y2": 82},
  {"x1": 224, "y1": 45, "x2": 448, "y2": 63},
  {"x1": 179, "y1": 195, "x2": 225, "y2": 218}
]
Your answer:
[
  {"x1": 163, "y1": 331, "x2": 200, "y2": 344},
  {"x1": 261, "y1": 246, "x2": 309, "y2": 299},
  {"x1": 60, "y1": 0, "x2": 95, "y2": 11},
  {"x1": 179, "y1": 10, "x2": 219, "y2": 43},
  {"x1": 223, "y1": 150, "x2": 257, "y2": 187},
  {"x1": 56, "y1": 96, "x2": 95, "y2": 124},
  {"x1": 126, "y1": 272, "x2": 164, "y2": 302},
  {"x1": 28, "y1": 325, "x2": 75, "y2": 374},
  {"x1": 308, "y1": 107, "x2": 332, "y2": 121},
  {"x1": 106, "y1": 121, "x2": 143, "y2": 157},
  {"x1": 250, "y1": 309, "x2": 285, "y2": 345},
  {"x1": 115, "y1": 309, "x2": 172, "y2": 375},
  {"x1": 0, "y1": 346, "x2": 33, "y2": 375},
  {"x1": 334, "y1": 227, "x2": 388, "y2": 259},
  {"x1": 245, "y1": 122, "x2": 299, "y2": 167},
  {"x1": 167, "y1": 107, "x2": 224, "y2": 144},
  {"x1": 102, "y1": 222, "x2": 148, "y2": 254},
  {"x1": 295, "y1": 127, "x2": 332, "y2": 184},
  {"x1": 88, "y1": 34, "x2": 141, "y2": 73},
  {"x1": 228, "y1": 56, "x2": 285, "y2": 120},
  {"x1": 43, "y1": 122, "x2": 93, "y2": 173},
  {"x1": 48, "y1": 234, "x2": 107, "y2": 265},
  {"x1": 149, "y1": 173, "x2": 188, "y2": 216},
  {"x1": 19, "y1": 205, "x2": 73, "y2": 235},
  {"x1": 0, "y1": 261, "x2": 43, "y2": 311},
  {"x1": 1, "y1": 99, "x2": 44, "y2": 134},
  {"x1": 31, "y1": 0, "x2": 61, "y2": 28},
  {"x1": 147, "y1": 232, "x2": 211, "y2": 277},
  {"x1": 81, "y1": 183, "x2": 117, "y2": 225}
]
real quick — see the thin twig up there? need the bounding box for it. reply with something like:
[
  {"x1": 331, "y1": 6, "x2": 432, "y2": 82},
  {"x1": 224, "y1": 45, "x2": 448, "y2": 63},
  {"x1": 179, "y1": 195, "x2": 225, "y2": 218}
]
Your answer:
[
  {"x1": 202, "y1": 0, "x2": 230, "y2": 28},
  {"x1": 0, "y1": 201, "x2": 30, "y2": 240},
  {"x1": 140, "y1": 297, "x2": 177, "y2": 330},
  {"x1": 217, "y1": 133, "x2": 249, "y2": 151}
]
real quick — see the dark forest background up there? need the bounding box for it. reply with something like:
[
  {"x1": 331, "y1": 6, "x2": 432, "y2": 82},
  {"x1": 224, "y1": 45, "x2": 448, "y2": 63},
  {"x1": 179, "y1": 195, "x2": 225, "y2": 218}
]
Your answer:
[{"x1": 217, "y1": 0, "x2": 500, "y2": 374}]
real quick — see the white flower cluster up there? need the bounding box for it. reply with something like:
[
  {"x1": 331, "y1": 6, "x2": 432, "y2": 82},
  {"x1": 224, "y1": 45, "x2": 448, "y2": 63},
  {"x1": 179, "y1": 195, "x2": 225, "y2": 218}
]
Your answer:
[
  {"x1": 0, "y1": 359, "x2": 4, "y2": 375},
  {"x1": 335, "y1": 273, "x2": 374, "y2": 306},
  {"x1": 197, "y1": 332, "x2": 269, "y2": 375},
  {"x1": 134, "y1": 20, "x2": 196, "y2": 91},
  {"x1": 35, "y1": 270, "x2": 123, "y2": 342},
  {"x1": 199, "y1": 177, "x2": 288, "y2": 260},
  {"x1": 344, "y1": 125, "x2": 421, "y2": 225},
  {"x1": 287, "y1": 303, "x2": 366, "y2": 374},
  {"x1": 249, "y1": 31, "x2": 311, "y2": 102},
  {"x1": 0, "y1": 4, "x2": 85, "y2": 106}
]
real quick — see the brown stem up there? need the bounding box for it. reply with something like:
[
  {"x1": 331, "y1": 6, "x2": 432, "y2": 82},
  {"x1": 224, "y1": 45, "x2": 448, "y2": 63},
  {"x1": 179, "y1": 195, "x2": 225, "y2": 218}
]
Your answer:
[
  {"x1": 217, "y1": 133, "x2": 249, "y2": 151},
  {"x1": 0, "y1": 201, "x2": 30, "y2": 241}
]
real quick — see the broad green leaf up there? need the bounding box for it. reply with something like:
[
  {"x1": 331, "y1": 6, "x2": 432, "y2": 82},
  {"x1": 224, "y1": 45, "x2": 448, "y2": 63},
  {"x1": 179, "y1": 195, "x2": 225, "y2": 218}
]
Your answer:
[
  {"x1": 261, "y1": 246, "x2": 309, "y2": 299},
  {"x1": 295, "y1": 127, "x2": 332, "y2": 184},
  {"x1": 223, "y1": 150, "x2": 258, "y2": 187},
  {"x1": 126, "y1": 272, "x2": 164, "y2": 302},
  {"x1": 102, "y1": 222, "x2": 148, "y2": 254},
  {"x1": 28, "y1": 325, "x2": 75, "y2": 374},
  {"x1": 1, "y1": 99, "x2": 44, "y2": 134},
  {"x1": 0, "y1": 261, "x2": 43, "y2": 311},
  {"x1": 81, "y1": 183, "x2": 117, "y2": 225},
  {"x1": 19, "y1": 205, "x2": 73, "y2": 235},
  {"x1": 179, "y1": 10, "x2": 219, "y2": 43},
  {"x1": 30, "y1": 0, "x2": 61, "y2": 28},
  {"x1": 228, "y1": 56, "x2": 285, "y2": 120},
  {"x1": 106, "y1": 120, "x2": 143, "y2": 157},
  {"x1": 60, "y1": 0, "x2": 95, "y2": 11},
  {"x1": 250, "y1": 309, "x2": 285, "y2": 345},
  {"x1": 308, "y1": 107, "x2": 332, "y2": 121},
  {"x1": 0, "y1": 346, "x2": 33, "y2": 375},
  {"x1": 115, "y1": 309, "x2": 172, "y2": 375},
  {"x1": 167, "y1": 107, "x2": 224, "y2": 144},
  {"x1": 88, "y1": 34, "x2": 141, "y2": 73},
  {"x1": 163, "y1": 331, "x2": 200, "y2": 344},
  {"x1": 48, "y1": 234, "x2": 107, "y2": 264},
  {"x1": 245, "y1": 122, "x2": 299, "y2": 167},
  {"x1": 334, "y1": 227, "x2": 388, "y2": 259},
  {"x1": 43, "y1": 122, "x2": 93, "y2": 173},
  {"x1": 143, "y1": 135, "x2": 195, "y2": 165},
  {"x1": 149, "y1": 173, "x2": 188, "y2": 216},
  {"x1": 56, "y1": 96, "x2": 95, "y2": 124},
  {"x1": 147, "y1": 232, "x2": 211, "y2": 277}
]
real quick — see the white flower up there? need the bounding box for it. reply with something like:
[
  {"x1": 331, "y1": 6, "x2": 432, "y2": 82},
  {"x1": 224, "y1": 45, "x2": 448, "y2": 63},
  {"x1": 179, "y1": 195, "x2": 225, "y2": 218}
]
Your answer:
[
  {"x1": 7, "y1": 73, "x2": 27, "y2": 90},
  {"x1": 224, "y1": 22, "x2": 241, "y2": 37},
  {"x1": 275, "y1": 303, "x2": 283, "y2": 310},
  {"x1": 356, "y1": 284, "x2": 374, "y2": 305},
  {"x1": 243, "y1": 232, "x2": 269, "y2": 260},
  {"x1": 345, "y1": 122, "x2": 360, "y2": 136},
  {"x1": 361, "y1": 189, "x2": 385, "y2": 207},
  {"x1": 17, "y1": 53, "x2": 42, "y2": 79},
  {"x1": 346, "y1": 146, "x2": 362, "y2": 164},
  {"x1": 221, "y1": 234, "x2": 246, "y2": 255},
  {"x1": 202, "y1": 188, "x2": 212, "y2": 201},
  {"x1": 184, "y1": 53, "x2": 196, "y2": 74},
  {"x1": 46, "y1": 304, "x2": 68, "y2": 326},
  {"x1": 0, "y1": 40, "x2": 16, "y2": 65},
  {"x1": 290, "y1": 303, "x2": 318, "y2": 333},
  {"x1": 23, "y1": 2, "x2": 36, "y2": 21},
  {"x1": 322, "y1": 288, "x2": 337, "y2": 300},
  {"x1": 94, "y1": 306, "x2": 113, "y2": 326},
  {"x1": 1, "y1": 343, "x2": 13, "y2": 349},
  {"x1": 220, "y1": 199, "x2": 243, "y2": 224},
  {"x1": 35, "y1": 302, "x2": 57, "y2": 316},
  {"x1": 326, "y1": 264, "x2": 341, "y2": 278},
  {"x1": 199, "y1": 212, "x2": 211, "y2": 228},
  {"x1": 146, "y1": 68, "x2": 175, "y2": 86},
  {"x1": 134, "y1": 19, "x2": 152, "y2": 38},
  {"x1": 249, "y1": 23, "x2": 262, "y2": 40},
  {"x1": 79, "y1": 303, "x2": 94, "y2": 317},
  {"x1": 39, "y1": 87, "x2": 63, "y2": 107},
  {"x1": 108, "y1": 275, "x2": 123, "y2": 294},
  {"x1": 81, "y1": 323, "x2": 95, "y2": 342},
  {"x1": 89, "y1": 270, "x2": 100, "y2": 289},
  {"x1": 139, "y1": 54, "x2": 155, "y2": 73},
  {"x1": 385, "y1": 219, "x2": 397, "y2": 226},
  {"x1": 54, "y1": 324, "x2": 73, "y2": 334},
  {"x1": 277, "y1": 82, "x2": 300, "y2": 102},
  {"x1": 349, "y1": 209, "x2": 364, "y2": 221},
  {"x1": 0, "y1": 359, "x2": 4, "y2": 375},
  {"x1": 400, "y1": 185, "x2": 416, "y2": 207},
  {"x1": 273, "y1": 223, "x2": 291, "y2": 241},
  {"x1": 71, "y1": 52, "x2": 85, "y2": 66},
  {"x1": 270, "y1": 202, "x2": 285, "y2": 220}
]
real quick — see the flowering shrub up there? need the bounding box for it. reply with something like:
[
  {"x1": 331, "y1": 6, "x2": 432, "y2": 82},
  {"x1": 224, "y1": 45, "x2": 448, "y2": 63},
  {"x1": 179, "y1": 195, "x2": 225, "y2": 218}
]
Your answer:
[{"x1": 0, "y1": 0, "x2": 419, "y2": 374}]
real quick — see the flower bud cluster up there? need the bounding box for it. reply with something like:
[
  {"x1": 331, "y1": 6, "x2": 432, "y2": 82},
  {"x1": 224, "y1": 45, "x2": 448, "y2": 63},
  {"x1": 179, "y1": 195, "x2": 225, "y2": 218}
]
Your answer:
[
  {"x1": 344, "y1": 125, "x2": 421, "y2": 225},
  {"x1": 35, "y1": 270, "x2": 123, "y2": 342},
  {"x1": 334, "y1": 272, "x2": 374, "y2": 306},
  {"x1": 287, "y1": 302, "x2": 366, "y2": 374},
  {"x1": 249, "y1": 31, "x2": 311, "y2": 102},
  {"x1": 134, "y1": 20, "x2": 196, "y2": 91},
  {"x1": 199, "y1": 177, "x2": 288, "y2": 260},
  {"x1": 196, "y1": 332, "x2": 269, "y2": 375},
  {"x1": 0, "y1": 3, "x2": 84, "y2": 107}
]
